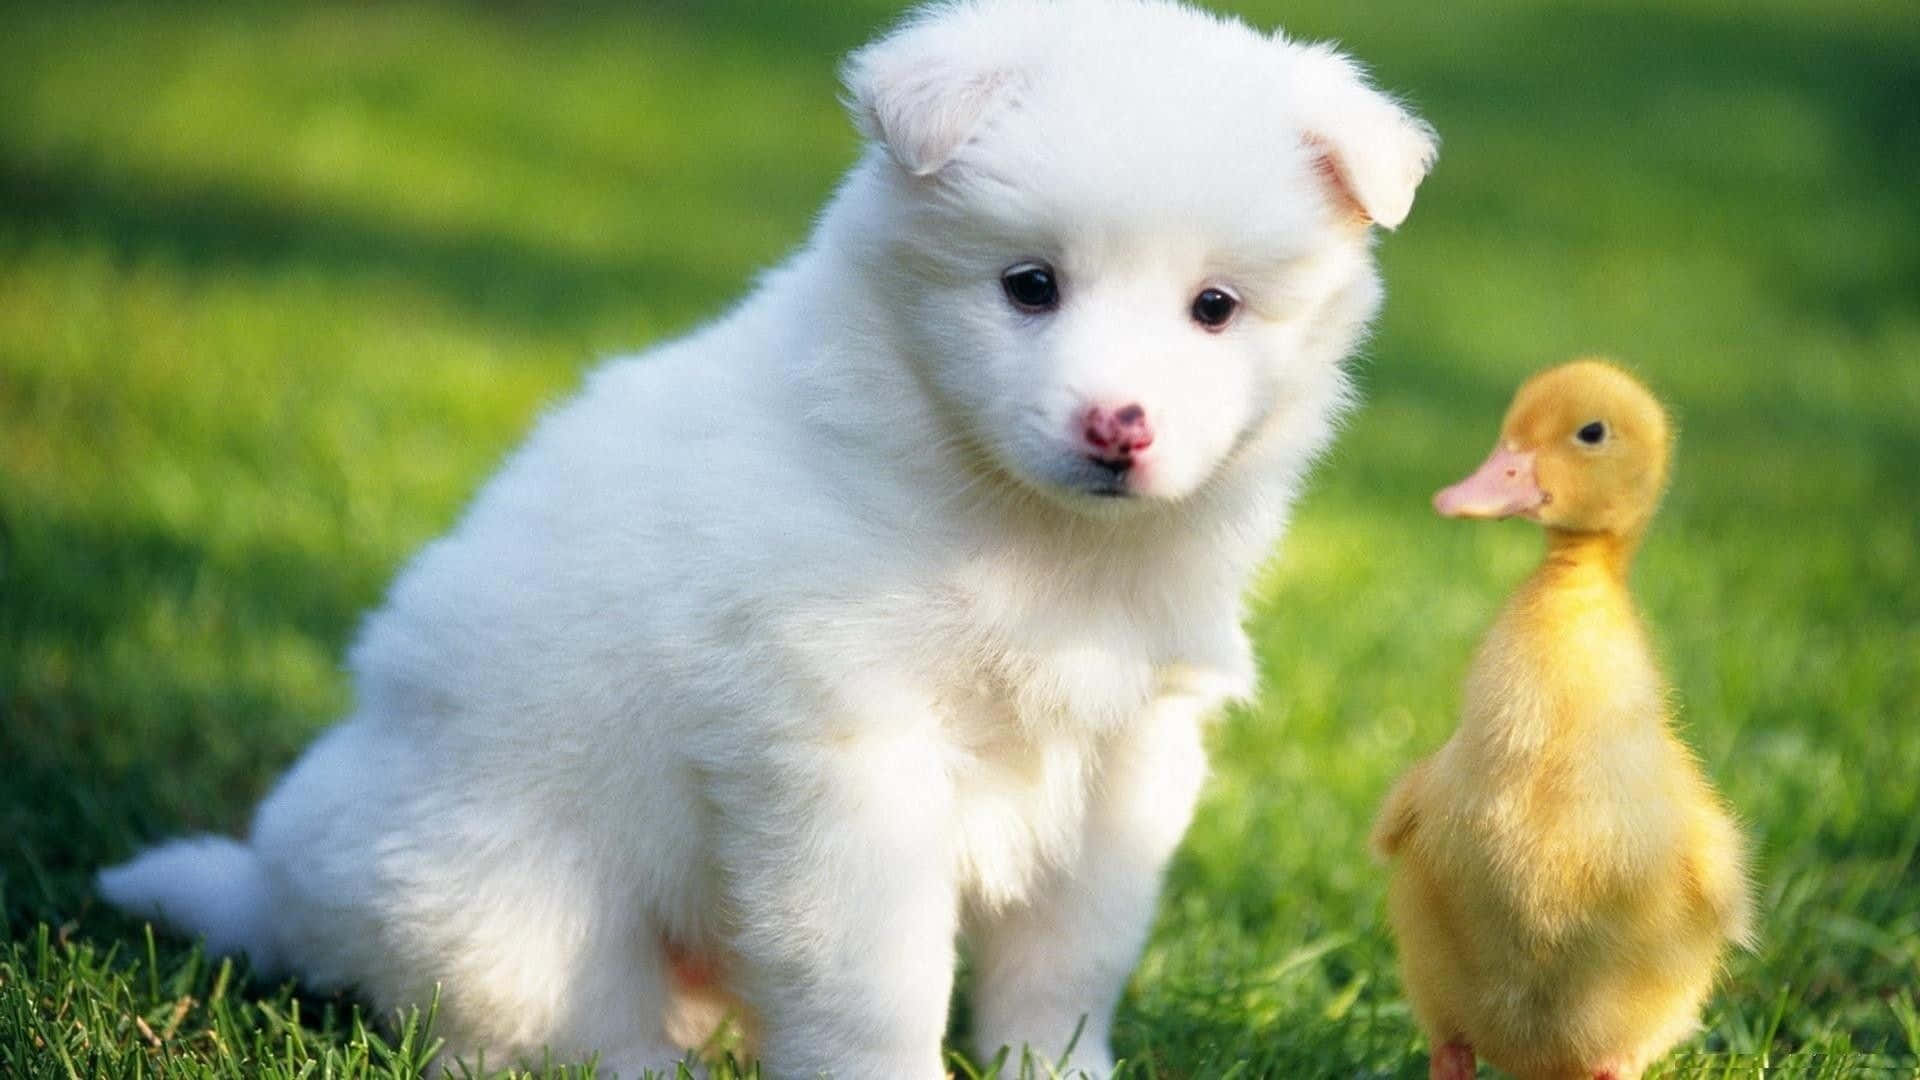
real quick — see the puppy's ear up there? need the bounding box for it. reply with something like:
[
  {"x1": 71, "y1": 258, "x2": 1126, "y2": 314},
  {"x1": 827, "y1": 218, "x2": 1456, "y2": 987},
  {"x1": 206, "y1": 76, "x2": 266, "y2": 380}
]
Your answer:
[
  {"x1": 1284, "y1": 41, "x2": 1438, "y2": 230},
  {"x1": 842, "y1": 12, "x2": 1019, "y2": 177}
]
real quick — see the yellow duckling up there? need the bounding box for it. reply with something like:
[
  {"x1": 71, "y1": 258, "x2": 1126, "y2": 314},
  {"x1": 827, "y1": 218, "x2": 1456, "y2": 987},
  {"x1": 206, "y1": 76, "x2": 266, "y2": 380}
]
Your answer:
[{"x1": 1372, "y1": 360, "x2": 1752, "y2": 1080}]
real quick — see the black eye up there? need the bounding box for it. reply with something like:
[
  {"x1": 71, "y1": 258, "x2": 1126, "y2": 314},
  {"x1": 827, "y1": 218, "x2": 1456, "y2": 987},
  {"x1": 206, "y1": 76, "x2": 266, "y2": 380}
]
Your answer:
[
  {"x1": 1002, "y1": 263, "x2": 1059, "y2": 312},
  {"x1": 1191, "y1": 287, "x2": 1240, "y2": 330},
  {"x1": 1576, "y1": 420, "x2": 1608, "y2": 445}
]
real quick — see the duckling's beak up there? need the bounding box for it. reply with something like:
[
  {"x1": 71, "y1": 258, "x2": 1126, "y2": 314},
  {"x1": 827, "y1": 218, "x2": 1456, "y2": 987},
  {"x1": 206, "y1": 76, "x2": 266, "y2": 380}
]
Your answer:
[{"x1": 1434, "y1": 444, "x2": 1545, "y2": 519}]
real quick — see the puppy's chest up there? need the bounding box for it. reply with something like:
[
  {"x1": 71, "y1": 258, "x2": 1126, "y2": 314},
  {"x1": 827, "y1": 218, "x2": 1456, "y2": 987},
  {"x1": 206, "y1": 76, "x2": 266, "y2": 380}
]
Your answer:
[
  {"x1": 910, "y1": 563, "x2": 1245, "y2": 909},
  {"x1": 928, "y1": 560, "x2": 1177, "y2": 733},
  {"x1": 922, "y1": 612, "x2": 1156, "y2": 907},
  {"x1": 936, "y1": 672, "x2": 1105, "y2": 911}
]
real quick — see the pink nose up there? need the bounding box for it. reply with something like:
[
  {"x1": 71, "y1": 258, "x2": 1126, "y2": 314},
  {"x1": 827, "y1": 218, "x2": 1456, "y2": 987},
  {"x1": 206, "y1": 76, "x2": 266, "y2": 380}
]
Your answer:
[{"x1": 1081, "y1": 403, "x2": 1154, "y2": 464}]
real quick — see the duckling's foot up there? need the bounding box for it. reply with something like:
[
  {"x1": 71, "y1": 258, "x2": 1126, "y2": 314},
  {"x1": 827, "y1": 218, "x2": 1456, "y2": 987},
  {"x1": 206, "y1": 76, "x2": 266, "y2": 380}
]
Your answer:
[{"x1": 1430, "y1": 1041, "x2": 1475, "y2": 1080}]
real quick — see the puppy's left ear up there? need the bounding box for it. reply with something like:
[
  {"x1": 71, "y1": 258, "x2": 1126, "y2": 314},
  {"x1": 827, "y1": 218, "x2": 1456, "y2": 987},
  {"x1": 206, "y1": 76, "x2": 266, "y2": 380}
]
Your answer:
[
  {"x1": 1284, "y1": 41, "x2": 1438, "y2": 230},
  {"x1": 841, "y1": 11, "x2": 1020, "y2": 177}
]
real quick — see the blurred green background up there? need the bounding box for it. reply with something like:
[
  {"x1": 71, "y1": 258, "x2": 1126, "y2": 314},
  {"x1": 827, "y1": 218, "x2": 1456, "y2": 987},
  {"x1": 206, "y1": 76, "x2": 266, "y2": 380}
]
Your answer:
[{"x1": 2, "y1": 1, "x2": 1916, "y2": 1076}]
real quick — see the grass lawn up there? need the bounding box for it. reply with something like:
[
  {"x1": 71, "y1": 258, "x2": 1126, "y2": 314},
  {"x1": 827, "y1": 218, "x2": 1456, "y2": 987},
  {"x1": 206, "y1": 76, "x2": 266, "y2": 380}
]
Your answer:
[{"x1": 2, "y1": 1, "x2": 1916, "y2": 1076}]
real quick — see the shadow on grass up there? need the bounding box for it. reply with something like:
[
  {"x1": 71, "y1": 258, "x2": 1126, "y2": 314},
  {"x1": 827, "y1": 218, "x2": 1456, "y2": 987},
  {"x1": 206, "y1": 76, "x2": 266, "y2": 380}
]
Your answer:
[
  {"x1": 1372, "y1": 3, "x2": 1920, "y2": 326},
  {"x1": 633, "y1": 0, "x2": 903, "y2": 59},
  {"x1": 0, "y1": 155, "x2": 747, "y2": 339},
  {"x1": 0, "y1": 487, "x2": 365, "y2": 936}
]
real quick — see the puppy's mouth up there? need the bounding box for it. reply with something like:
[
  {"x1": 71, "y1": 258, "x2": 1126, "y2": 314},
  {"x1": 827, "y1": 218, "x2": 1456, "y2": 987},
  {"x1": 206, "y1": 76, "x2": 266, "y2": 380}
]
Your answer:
[
  {"x1": 1058, "y1": 456, "x2": 1146, "y2": 500},
  {"x1": 993, "y1": 434, "x2": 1177, "y2": 510},
  {"x1": 1081, "y1": 459, "x2": 1136, "y2": 498}
]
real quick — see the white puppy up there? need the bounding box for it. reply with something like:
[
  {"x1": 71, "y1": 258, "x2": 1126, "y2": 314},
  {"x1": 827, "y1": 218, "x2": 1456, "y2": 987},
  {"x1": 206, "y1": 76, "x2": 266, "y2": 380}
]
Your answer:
[{"x1": 98, "y1": 1, "x2": 1434, "y2": 1076}]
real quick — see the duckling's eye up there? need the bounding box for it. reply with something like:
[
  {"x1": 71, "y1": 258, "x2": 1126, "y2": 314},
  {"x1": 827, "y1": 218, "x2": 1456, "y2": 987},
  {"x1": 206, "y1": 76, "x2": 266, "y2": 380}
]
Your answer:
[
  {"x1": 1002, "y1": 263, "x2": 1060, "y2": 313},
  {"x1": 1576, "y1": 420, "x2": 1608, "y2": 446}
]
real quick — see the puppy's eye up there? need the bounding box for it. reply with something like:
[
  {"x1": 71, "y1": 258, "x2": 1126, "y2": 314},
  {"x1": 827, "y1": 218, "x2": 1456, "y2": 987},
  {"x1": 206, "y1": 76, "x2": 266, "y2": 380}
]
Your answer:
[
  {"x1": 1002, "y1": 263, "x2": 1060, "y2": 313},
  {"x1": 1576, "y1": 420, "x2": 1608, "y2": 445},
  {"x1": 1191, "y1": 287, "x2": 1240, "y2": 330}
]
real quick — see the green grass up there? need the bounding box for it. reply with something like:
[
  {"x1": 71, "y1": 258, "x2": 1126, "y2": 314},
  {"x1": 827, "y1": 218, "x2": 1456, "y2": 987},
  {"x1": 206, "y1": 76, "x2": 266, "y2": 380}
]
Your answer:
[{"x1": 2, "y1": 1, "x2": 1916, "y2": 1076}]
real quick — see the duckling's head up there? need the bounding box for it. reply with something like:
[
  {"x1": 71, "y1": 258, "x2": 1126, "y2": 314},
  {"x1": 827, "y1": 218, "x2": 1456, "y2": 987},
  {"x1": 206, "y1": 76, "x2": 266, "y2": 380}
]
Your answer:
[{"x1": 1434, "y1": 359, "x2": 1671, "y2": 539}]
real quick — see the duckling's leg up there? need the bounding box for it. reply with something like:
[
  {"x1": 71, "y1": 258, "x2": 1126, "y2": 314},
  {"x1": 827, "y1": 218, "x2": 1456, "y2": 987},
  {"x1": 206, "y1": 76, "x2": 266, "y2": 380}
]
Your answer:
[{"x1": 1430, "y1": 1040, "x2": 1475, "y2": 1080}]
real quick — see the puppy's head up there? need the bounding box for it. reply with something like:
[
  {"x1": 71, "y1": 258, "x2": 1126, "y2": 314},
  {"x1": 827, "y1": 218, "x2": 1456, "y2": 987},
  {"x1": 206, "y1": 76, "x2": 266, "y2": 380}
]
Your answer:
[{"x1": 840, "y1": 0, "x2": 1436, "y2": 513}]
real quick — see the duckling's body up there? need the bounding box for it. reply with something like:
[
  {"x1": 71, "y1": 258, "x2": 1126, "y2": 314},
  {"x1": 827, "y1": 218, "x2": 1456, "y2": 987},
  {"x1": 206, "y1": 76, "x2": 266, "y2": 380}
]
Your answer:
[{"x1": 1374, "y1": 362, "x2": 1751, "y2": 1080}]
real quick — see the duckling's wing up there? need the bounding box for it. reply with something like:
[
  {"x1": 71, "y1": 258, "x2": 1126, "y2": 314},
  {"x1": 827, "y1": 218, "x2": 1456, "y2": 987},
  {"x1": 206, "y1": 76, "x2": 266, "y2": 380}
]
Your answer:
[
  {"x1": 1371, "y1": 757, "x2": 1432, "y2": 859},
  {"x1": 1682, "y1": 796, "x2": 1757, "y2": 950}
]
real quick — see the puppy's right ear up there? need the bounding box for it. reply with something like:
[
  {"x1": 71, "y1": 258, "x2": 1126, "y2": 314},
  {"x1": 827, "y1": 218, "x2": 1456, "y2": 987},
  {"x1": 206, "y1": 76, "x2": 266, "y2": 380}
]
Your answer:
[
  {"x1": 842, "y1": 11, "x2": 1019, "y2": 177},
  {"x1": 1284, "y1": 41, "x2": 1438, "y2": 230}
]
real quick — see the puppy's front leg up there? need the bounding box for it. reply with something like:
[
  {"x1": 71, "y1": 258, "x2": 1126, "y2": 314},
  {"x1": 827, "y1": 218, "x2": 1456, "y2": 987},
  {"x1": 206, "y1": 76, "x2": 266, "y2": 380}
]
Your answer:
[
  {"x1": 711, "y1": 724, "x2": 958, "y2": 1080},
  {"x1": 967, "y1": 695, "x2": 1210, "y2": 1079}
]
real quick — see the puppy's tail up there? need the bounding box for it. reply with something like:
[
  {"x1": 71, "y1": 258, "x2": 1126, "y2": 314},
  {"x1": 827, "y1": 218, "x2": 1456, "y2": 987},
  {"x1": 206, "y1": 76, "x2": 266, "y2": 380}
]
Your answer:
[{"x1": 97, "y1": 836, "x2": 281, "y2": 973}]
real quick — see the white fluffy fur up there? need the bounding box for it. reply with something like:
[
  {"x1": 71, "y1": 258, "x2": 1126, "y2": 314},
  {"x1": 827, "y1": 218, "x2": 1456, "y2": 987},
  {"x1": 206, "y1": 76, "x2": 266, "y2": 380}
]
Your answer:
[{"x1": 97, "y1": 2, "x2": 1433, "y2": 1076}]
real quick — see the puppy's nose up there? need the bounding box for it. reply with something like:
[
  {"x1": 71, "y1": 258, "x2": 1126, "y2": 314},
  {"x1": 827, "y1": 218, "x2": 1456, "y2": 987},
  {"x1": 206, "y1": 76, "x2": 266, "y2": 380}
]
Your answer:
[{"x1": 1081, "y1": 403, "x2": 1154, "y2": 465}]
